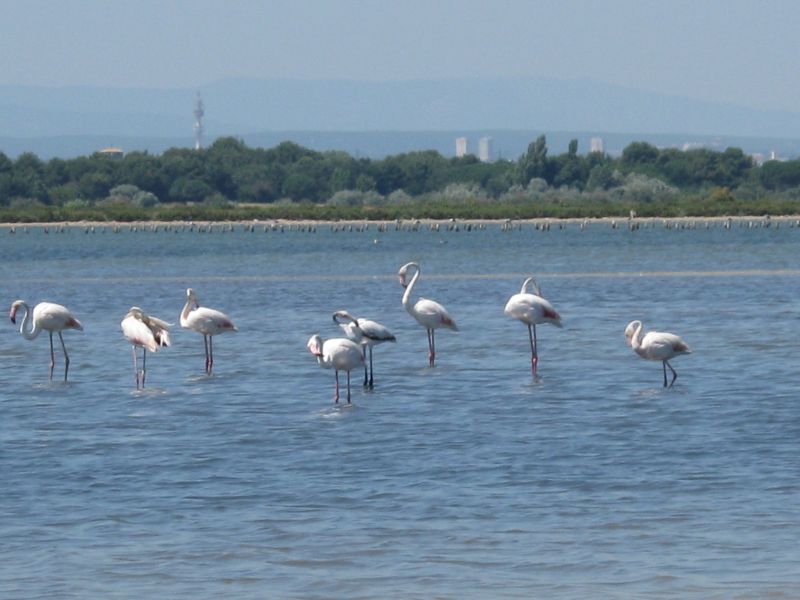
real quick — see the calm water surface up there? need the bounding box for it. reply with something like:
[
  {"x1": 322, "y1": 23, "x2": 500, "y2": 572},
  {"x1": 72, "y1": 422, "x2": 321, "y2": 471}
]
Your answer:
[{"x1": 1, "y1": 222, "x2": 798, "y2": 599}]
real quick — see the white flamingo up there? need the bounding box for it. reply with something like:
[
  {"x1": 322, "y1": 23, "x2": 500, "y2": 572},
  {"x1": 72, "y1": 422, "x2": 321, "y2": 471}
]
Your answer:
[
  {"x1": 307, "y1": 333, "x2": 364, "y2": 404},
  {"x1": 121, "y1": 306, "x2": 171, "y2": 389},
  {"x1": 625, "y1": 320, "x2": 691, "y2": 387},
  {"x1": 9, "y1": 300, "x2": 83, "y2": 381},
  {"x1": 504, "y1": 277, "x2": 562, "y2": 376},
  {"x1": 397, "y1": 261, "x2": 458, "y2": 367},
  {"x1": 332, "y1": 310, "x2": 396, "y2": 388},
  {"x1": 180, "y1": 288, "x2": 237, "y2": 374}
]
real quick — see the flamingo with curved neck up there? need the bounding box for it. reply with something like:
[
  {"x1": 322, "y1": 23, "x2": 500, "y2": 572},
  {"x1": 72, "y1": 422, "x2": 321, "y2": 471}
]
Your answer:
[
  {"x1": 10, "y1": 300, "x2": 83, "y2": 381},
  {"x1": 397, "y1": 262, "x2": 458, "y2": 367},
  {"x1": 624, "y1": 320, "x2": 691, "y2": 387},
  {"x1": 504, "y1": 276, "x2": 562, "y2": 376},
  {"x1": 121, "y1": 306, "x2": 171, "y2": 389},
  {"x1": 307, "y1": 333, "x2": 364, "y2": 404},
  {"x1": 332, "y1": 310, "x2": 396, "y2": 388},
  {"x1": 180, "y1": 288, "x2": 237, "y2": 375}
]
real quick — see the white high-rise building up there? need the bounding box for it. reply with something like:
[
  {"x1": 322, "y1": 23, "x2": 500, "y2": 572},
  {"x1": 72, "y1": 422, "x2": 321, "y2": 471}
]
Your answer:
[
  {"x1": 478, "y1": 137, "x2": 493, "y2": 162},
  {"x1": 455, "y1": 137, "x2": 468, "y2": 158},
  {"x1": 590, "y1": 137, "x2": 604, "y2": 154},
  {"x1": 193, "y1": 92, "x2": 205, "y2": 150}
]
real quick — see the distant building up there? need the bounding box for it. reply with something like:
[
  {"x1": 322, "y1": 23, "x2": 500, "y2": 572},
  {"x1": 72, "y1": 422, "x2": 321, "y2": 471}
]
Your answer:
[
  {"x1": 194, "y1": 92, "x2": 205, "y2": 150},
  {"x1": 455, "y1": 137, "x2": 468, "y2": 158},
  {"x1": 590, "y1": 137, "x2": 604, "y2": 154},
  {"x1": 97, "y1": 147, "x2": 124, "y2": 159},
  {"x1": 478, "y1": 137, "x2": 493, "y2": 162}
]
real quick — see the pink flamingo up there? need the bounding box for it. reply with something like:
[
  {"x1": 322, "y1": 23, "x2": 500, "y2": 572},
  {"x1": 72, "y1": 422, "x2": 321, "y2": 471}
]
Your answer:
[
  {"x1": 397, "y1": 261, "x2": 458, "y2": 366},
  {"x1": 625, "y1": 320, "x2": 691, "y2": 387},
  {"x1": 10, "y1": 300, "x2": 83, "y2": 381},
  {"x1": 307, "y1": 333, "x2": 364, "y2": 403},
  {"x1": 332, "y1": 310, "x2": 396, "y2": 388},
  {"x1": 121, "y1": 306, "x2": 171, "y2": 389},
  {"x1": 180, "y1": 288, "x2": 237, "y2": 374},
  {"x1": 504, "y1": 277, "x2": 562, "y2": 376}
]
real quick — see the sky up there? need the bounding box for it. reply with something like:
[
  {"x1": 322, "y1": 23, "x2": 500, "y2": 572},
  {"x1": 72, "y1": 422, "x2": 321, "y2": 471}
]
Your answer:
[{"x1": 0, "y1": 0, "x2": 797, "y2": 113}]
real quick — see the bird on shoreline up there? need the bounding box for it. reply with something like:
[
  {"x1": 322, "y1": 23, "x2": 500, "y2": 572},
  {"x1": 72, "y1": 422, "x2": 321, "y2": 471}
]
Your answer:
[
  {"x1": 121, "y1": 306, "x2": 171, "y2": 389},
  {"x1": 398, "y1": 262, "x2": 458, "y2": 367},
  {"x1": 624, "y1": 320, "x2": 691, "y2": 387},
  {"x1": 10, "y1": 300, "x2": 83, "y2": 381},
  {"x1": 307, "y1": 333, "x2": 364, "y2": 404},
  {"x1": 180, "y1": 288, "x2": 237, "y2": 375},
  {"x1": 332, "y1": 310, "x2": 396, "y2": 388},
  {"x1": 504, "y1": 277, "x2": 562, "y2": 376}
]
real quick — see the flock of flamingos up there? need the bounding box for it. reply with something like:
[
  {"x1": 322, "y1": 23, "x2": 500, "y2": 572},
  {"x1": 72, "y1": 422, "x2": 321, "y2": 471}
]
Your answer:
[{"x1": 8, "y1": 260, "x2": 691, "y2": 401}]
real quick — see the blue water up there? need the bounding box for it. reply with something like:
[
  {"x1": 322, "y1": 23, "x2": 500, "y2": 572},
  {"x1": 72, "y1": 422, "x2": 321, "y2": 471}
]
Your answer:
[{"x1": 1, "y1": 221, "x2": 799, "y2": 599}]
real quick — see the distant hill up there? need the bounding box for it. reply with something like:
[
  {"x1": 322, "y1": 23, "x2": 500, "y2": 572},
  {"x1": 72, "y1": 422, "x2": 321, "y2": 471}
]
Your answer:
[{"x1": 2, "y1": 77, "x2": 800, "y2": 159}]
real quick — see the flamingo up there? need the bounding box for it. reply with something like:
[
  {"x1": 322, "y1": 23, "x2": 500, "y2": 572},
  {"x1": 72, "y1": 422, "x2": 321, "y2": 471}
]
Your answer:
[
  {"x1": 9, "y1": 300, "x2": 83, "y2": 381},
  {"x1": 120, "y1": 307, "x2": 171, "y2": 389},
  {"x1": 332, "y1": 310, "x2": 396, "y2": 388},
  {"x1": 624, "y1": 320, "x2": 691, "y2": 387},
  {"x1": 180, "y1": 288, "x2": 237, "y2": 374},
  {"x1": 307, "y1": 333, "x2": 364, "y2": 403},
  {"x1": 397, "y1": 261, "x2": 458, "y2": 366},
  {"x1": 504, "y1": 277, "x2": 562, "y2": 376}
]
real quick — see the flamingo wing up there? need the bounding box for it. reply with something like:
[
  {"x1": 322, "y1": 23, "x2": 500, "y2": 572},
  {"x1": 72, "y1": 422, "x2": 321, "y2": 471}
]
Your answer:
[
  {"x1": 505, "y1": 294, "x2": 562, "y2": 327},
  {"x1": 414, "y1": 298, "x2": 458, "y2": 330},
  {"x1": 357, "y1": 318, "x2": 396, "y2": 343},
  {"x1": 641, "y1": 331, "x2": 690, "y2": 360},
  {"x1": 121, "y1": 315, "x2": 158, "y2": 352},
  {"x1": 185, "y1": 307, "x2": 237, "y2": 335},
  {"x1": 35, "y1": 302, "x2": 83, "y2": 331}
]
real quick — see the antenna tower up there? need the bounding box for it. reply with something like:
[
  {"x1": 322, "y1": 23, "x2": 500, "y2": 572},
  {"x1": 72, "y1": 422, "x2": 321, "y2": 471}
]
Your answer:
[{"x1": 193, "y1": 92, "x2": 205, "y2": 150}]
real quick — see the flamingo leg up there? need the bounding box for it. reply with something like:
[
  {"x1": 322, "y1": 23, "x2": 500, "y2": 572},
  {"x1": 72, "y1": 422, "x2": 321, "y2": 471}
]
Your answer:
[
  {"x1": 49, "y1": 332, "x2": 56, "y2": 380},
  {"x1": 665, "y1": 360, "x2": 678, "y2": 388},
  {"x1": 58, "y1": 331, "x2": 69, "y2": 382},
  {"x1": 368, "y1": 346, "x2": 374, "y2": 389},
  {"x1": 528, "y1": 324, "x2": 540, "y2": 376},
  {"x1": 662, "y1": 361, "x2": 668, "y2": 387},
  {"x1": 208, "y1": 335, "x2": 214, "y2": 374},
  {"x1": 141, "y1": 347, "x2": 147, "y2": 387},
  {"x1": 362, "y1": 347, "x2": 369, "y2": 387},
  {"x1": 427, "y1": 329, "x2": 436, "y2": 367},
  {"x1": 132, "y1": 345, "x2": 140, "y2": 389},
  {"x1": 334, "y1": 369, "x2": 340, "y2": 403},
  {"x1": 346, "y1": 370, "x2": 352, "y2": 404}
]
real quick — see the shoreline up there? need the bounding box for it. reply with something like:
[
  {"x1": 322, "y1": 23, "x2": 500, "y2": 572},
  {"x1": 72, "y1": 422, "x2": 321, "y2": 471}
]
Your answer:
[{"x1": 1, "y1": 215, "x2": 798, "y2": 229}]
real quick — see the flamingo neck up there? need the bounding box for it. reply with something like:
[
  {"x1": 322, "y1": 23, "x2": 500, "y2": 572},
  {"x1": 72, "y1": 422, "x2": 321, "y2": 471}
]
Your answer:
[
  {"x1": 179, "y1": 297, "x2": 194, "y2": 327},
  {"x1": 630, "y1": 322, "x2": 645, "y2": 352},
  {"x1": 16, "y1": 302, "x2": 40, "y2": 340},
  {"x1": 401, "y1": 265, "x2": 420, "y2": 315},
  {"x1": 521, "y1": 277, "x2": 540, "y2": 296}
]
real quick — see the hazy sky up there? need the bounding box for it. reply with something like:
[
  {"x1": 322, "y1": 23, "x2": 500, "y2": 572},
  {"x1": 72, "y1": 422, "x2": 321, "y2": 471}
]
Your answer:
[{"x1": 1, "y1": 0, "x2": 796, "y2": 113}]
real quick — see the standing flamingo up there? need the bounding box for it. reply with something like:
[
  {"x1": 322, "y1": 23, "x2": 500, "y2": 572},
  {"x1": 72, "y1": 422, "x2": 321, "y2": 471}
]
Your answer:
[
  {"x1": 504, "y1": 277, "x2": 562, "y2": 376},
  {"x1": 9, "y1": 300, "x2": 83, "y2": 381},
  {"x1": 332, "y1": 310, "x2": 396, "y2": 388},
  {"x1": 180, "y1": 288, "x2": 237, "y2": 374},
  {"x1": 624, "y1": 320, "x2": 691, "y2": 387},
  {"x1": 307, "y1": 333, "x2": 364, "y2": 403},
  {"x1": 120, "y1": 307, "x2": 171, "y2": 389},
  {"x1": 397, "y1": 261, "x2": 458, "y2": 366}
]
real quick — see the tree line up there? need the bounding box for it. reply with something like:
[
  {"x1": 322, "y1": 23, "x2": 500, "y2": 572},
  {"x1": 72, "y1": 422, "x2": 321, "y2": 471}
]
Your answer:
[{"x1": 2, "y1": 135, "x2": 800, "y2": 215}]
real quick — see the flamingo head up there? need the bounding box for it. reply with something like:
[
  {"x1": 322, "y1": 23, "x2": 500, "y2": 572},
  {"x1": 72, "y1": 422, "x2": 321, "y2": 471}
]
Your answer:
[
  {"x1": 521, "y1": 276, "x2": 541, "y2": 296},
  {"x1": 125, "y1": 306, "x2": 145, "y2": 320},
  {"x1": 397, "y1": 262, "x2": 416, "y2": 288},
  {"x1": 9, "y1": 300, "x2": 24, "y2": 324},
  {"x1": 624, "y1": 320, "x2": 641, "y2": 346},
  {"x1": 306, "y1": 333, "x2": 324, "y2": 357},
  {"x1": 332, "y1": 310, "x2": 356, "y2": 325},
  {"x1": 186, "y1": 288, "x2": 199, "y2": 309}
]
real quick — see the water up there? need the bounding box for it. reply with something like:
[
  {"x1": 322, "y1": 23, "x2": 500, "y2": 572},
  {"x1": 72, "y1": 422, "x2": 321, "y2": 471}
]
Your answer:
[{"x1": 1, "y1": 221, "x2": 799, "y2": 599}]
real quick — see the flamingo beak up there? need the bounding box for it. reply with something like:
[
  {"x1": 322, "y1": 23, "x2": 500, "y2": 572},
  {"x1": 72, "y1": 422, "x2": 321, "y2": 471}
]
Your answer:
[
  {"x1": 9, "y1": 308, "x2": 17, "y2": 324},
  {"x1": 398, "y1": 274, "x2": 407, "y2": 288}
]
